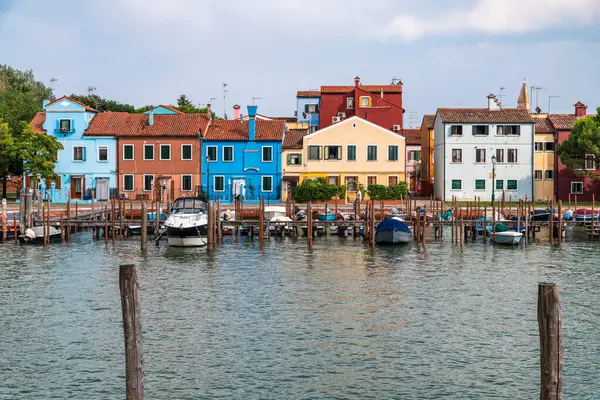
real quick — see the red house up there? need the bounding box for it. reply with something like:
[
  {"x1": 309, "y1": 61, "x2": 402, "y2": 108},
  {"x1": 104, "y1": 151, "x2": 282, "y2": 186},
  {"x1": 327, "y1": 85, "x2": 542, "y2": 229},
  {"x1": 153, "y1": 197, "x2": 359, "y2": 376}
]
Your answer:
[
  {"x1": 318, "y1": 76, "x2": 404, "y2": 131},
  {"x1": 554, "y1": 102, "x2": 599, "y2": 202}
]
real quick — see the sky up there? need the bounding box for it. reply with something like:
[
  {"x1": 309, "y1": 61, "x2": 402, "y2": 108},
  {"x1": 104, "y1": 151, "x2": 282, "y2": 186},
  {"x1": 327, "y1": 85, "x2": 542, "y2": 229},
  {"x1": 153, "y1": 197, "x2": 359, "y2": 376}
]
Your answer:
[{"x1": 1, "y1": 0, "x2": 599, "y2": 125}]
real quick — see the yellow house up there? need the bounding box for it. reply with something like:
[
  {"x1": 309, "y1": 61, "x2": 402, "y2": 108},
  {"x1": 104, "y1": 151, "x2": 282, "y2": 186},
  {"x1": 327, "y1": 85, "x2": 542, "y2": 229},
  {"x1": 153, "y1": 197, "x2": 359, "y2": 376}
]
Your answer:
[
  {"x1": 532, "y1": 114, "x2": 555, "y2": 201},
  {"x1": 283, "y1": 116, "x2": 406, "y2": 201}
]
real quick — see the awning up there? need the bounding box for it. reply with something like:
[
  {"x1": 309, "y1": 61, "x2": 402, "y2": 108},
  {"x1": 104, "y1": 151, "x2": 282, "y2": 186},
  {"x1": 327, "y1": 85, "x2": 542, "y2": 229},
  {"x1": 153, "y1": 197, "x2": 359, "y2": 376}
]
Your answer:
[{"x1": 283, "y1": 176, "x2": 299, "y2": 182}]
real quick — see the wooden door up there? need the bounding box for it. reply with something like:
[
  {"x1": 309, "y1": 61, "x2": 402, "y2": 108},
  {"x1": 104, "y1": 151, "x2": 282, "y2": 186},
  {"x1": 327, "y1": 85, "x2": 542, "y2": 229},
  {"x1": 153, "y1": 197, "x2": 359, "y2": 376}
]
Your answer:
[{"x1": 71, "y1": 177, "x2": 83, "y2": 199}]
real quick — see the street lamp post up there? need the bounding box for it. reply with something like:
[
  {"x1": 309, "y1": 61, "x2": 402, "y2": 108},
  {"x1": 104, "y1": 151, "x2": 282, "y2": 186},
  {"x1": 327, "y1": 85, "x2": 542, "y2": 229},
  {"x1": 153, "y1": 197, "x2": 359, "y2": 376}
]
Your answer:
[
  {"x1": 206, "y1": 155, "x2": 210, "y2": 200},
  {"x1": 491, "y1": 155, "x2": 496, "y2": 206}
]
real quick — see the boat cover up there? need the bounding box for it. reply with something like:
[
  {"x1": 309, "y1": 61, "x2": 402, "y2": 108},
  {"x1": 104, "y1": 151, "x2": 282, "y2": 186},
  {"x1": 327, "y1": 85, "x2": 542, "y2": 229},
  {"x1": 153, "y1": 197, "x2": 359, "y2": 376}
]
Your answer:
[{"x1": 376, "y1": 218, "x2": 411, "y2": 233}]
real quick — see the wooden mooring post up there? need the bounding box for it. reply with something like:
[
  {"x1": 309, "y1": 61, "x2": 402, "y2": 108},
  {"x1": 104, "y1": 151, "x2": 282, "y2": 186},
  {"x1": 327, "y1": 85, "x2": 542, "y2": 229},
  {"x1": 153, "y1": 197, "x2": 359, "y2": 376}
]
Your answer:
[
  {"x1": 119, "y1": 264, "x2": 144, "y2": 400},
  {"x1": 369, "y1": 200, "x2": 375, "y2": 248},
  {"x1": 307, "y1": 202, "x2": 313, "y2": 249},
  {"x1": 259, "y1": 198, "x2": 265, "y2": 244},
  {"x1": 67, "y1": 200, "x2": 71, "y2": 243},
  {"x1": 112, "y1": 200, "x2": 116, "y2": 245},
  {"x1": 105, "y1": 205, "x2": 109, "y2": 245},
  {"x1": 538, "y1": 283, "x2": 562, "y2": 400},
  {"x1": 557, "y1": 201, "x2": 562, "y2": 246},
  {"x1": 207, "y1": 201, "x2": 214, "y2": 249},
  {"x1": 13, "y1": 211, "x2": 17, "y2": 244},
  {"x1": 141, "y1": 203, "x2": 147, "y2": 252},
  {"x1": 2, "y1": 198, "x2": 7, "y2": 242}
]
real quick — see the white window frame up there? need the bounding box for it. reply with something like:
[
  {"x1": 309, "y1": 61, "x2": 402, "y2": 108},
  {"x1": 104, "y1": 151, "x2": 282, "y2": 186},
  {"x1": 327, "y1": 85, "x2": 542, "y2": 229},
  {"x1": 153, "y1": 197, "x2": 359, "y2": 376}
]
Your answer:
[
  {"x1": 159, "y1": 144, "x2": 171, "y2": 161},
  {"x1": 181, "y1": 174, "x2": 193, "y2": 192},
  {"x1": 262, "y1": 176, "x2": 273, "y2": 192},
  {"x1": 143, "y1": 174, "x2": 154, "y2": 191},
  {"x1": 214, "y1": 175, "x2": 225, "y2": 192},
  {"x1": 288, "y1": 153, "x2": 301, "y2": 165},
  {"x1": 346, "y1": 97, "x2": 354, "y2": 109},
  {"x1": 450, "y1": 125, "x2": 463, "y2": 136},
  {"x1": 222, "y1": 146, "x2": 234, "y2": 162},
  {"x1": 584, "y1": 154, "x2": 595, "y2": 170},
  {"x1": 143, "y1": 144, "x2": 154, "y2": 161},
  {"x1": 262, "y1": 146, "x2": 273, "y2": 162},
  {"x1": 123, "y1": 174, "x2": 134, "y2": 192},
  {"x1": 506, "y1": 180, "x2": 518, "y2": 191},
  {"x1": 181, "y1": 144, "x2": 193, "y2": 161},
  {"x1": 507, "y1": 149, "x2": 518, "y2": 164},
  {"x1": 474, "y1": 179, "x2": 486, "y2": 191},
  {"x1": 571, "y1": 181, "x2": 583, "y2": 194},
  {"x1": 534, "y1": 170, "x2": 543, "y2": 180},
  {"x1": 475, "y1": 148, "x2": 486, "y2": 164},
  {"x1": 388, "y1": 145, "x2": 399, "y2": 161},
  {"x1": 496, "y1": 180, "x2": 504, "y2": 190},
  {"x1": 360, "y1": 96, "x2": 371, "y2": 107},
  {"x1": 450, "y1": 179, "x2": 462, "y2": 191},
  {"x1": 123, "y1": 144, "x2": 134, "y2": 161},
  {"x1": 206, "y1": 146, "x2": 218, "y2": 162},
  {"x1": 72, "y1": 146, "x2": 85, "y2": 162},
  {"x1": 97, "y1": 145, "x2": 108, "y2": 162},
  {"x1": 306, "y1": 103, "x2": 317, "y2": 114},
  {"x1": 495, "y1": 149, "x2": 505, "y2": 163},
  {"x1": 366, "y1": 145, "x2": 378, "y2": 161},
  {"x1": 451, "y1": 148, "x2": 462, "y2": 163},
  {"x1": 58, "y1": 118, "x2": 72, "y2": 132}
]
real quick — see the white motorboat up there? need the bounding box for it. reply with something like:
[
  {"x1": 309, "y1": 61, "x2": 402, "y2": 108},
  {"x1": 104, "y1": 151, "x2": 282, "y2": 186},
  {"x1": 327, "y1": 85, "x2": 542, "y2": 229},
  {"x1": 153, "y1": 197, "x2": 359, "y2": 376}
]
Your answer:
[
  {"x1": 163, "y1": 197, "x2": 208, "y2": 247},
  {"x1": 491, "y1": 231, "x2": 523, "y2": 245},
  {"x1": 268, "y1": 215, "x2": 292, "y2": 235}
]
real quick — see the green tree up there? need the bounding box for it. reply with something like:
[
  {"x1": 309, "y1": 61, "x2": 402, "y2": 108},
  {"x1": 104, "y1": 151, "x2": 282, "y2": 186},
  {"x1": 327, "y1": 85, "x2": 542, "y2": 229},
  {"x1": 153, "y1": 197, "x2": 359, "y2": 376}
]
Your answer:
[
  {"x1": 294, "y1": 177, "x2": 345, "y2": 202},
  {"x1": 177, "y1": 94, "x2": 193, "y2": 107},
  {"x1": 69, "y1": 94, "x2": 136, "y2": 113},
  {"x1": 0, "y1": 121, "x2": 18, "y2": 196},
  {"x1": 556, "y1": 110, "x2": 600, "y2": 179},
  {"x1": 19, "y1": 123, "x2": 63, "y2": 180}
]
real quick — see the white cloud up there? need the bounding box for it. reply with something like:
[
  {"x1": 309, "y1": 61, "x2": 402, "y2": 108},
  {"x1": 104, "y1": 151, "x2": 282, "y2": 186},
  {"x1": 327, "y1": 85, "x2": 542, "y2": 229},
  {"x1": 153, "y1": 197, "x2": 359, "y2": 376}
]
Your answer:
[{"x1": 379, "y1": 0, "x2": 600, "y2": 41}]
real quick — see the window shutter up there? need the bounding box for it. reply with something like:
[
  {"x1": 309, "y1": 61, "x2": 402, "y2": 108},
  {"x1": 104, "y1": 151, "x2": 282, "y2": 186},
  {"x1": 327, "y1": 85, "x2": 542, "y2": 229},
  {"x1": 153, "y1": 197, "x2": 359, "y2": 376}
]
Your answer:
[
  {"x1": 298, "y1": 154, "x2": 302, "y2": 164},
  {"x1": 70, "y1": 119, "x2": 74, "y2": 132},
  {"x1": 319, "y1": 146, "x2": 322, "y2": 160},
  {"x1": 287, "y1": 154, "x2": 291, "y2": 164},
  {"x1": 83, "y1": 147, "x2": 86, "y2": 161},
  {"x1": 337, "y1": 146, "x2": 342, "y2": 160}
]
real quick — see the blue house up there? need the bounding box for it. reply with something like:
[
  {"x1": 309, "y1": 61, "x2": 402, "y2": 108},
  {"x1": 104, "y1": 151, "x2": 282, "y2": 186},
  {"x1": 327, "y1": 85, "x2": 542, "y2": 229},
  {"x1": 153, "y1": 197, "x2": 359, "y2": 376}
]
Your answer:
[
  {"x1": 296, "y1": 90, "x2": 320, "y2": 132},
  {"x1": 202, "y1": 105, "x2": 285, "y2": 203},
  {"x1": 29, "y1": 96, "x2": 116, "y2": 202}
]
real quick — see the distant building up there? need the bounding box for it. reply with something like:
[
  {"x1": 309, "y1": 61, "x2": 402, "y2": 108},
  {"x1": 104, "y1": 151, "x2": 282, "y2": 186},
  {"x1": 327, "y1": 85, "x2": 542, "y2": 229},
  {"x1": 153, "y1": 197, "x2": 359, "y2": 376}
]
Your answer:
[
  {"x1": 403, "y1": 128, "x2": 421, "y2": 194},
  {"x1": 296, "y1": 76, "x2": 404, "y2": 133},
  {"x1": 433, "y1": 94, "x2": 535, "y2": 201},
  {"x1": 552, "y1": 102, "x2": 599, "y2": 202},
  {"x1": 531, "y1": 113, "x2": 556, "y2": 201},
  {"x1": 281, "y1": 127, "x2": 309, "y2": 201},
  {"x1": 295, "y1": 116, "x2": 406, "y2": 201},
  {"x1": 29, "y1": 96, "x2": 115, "y2": 202},
  {"x1": 202, "y1": 105, "x2": 285, "y2": 203},
  {"x1": 419, "y1": 114, "x2": 435, "y2": 197}
]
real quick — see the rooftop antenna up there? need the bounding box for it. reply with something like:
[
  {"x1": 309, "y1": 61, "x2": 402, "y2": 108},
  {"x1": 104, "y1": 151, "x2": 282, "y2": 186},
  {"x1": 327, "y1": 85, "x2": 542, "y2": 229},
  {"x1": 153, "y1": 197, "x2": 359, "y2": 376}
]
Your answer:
[
  {"x1": 87, "y1": 86, "x2": 96, "y2": 96},
  {"x1": 252, "y1": 97, "x2": 262, "y2": 106},
  {"x1": 49, "y1": 77, "x2": 58, "y2": 99},
  {"x1": 222, "y1": 83, "x2": 229, "y2": 119},
  {"x1": 530, "y1": 85, "x2": 545, "y2": 109},
  {"x1": 548, "y1": 95, "x2": 559, "y2": 114},
  {"x1": 499, "y1": 86, "x2": 507, "y2": 106},
  {"x1": 391, "y1": 76, "x2": 402, "y2": 85},
  {"x1": 409, "y1": 111, "x2": 420, "y2": 128}
]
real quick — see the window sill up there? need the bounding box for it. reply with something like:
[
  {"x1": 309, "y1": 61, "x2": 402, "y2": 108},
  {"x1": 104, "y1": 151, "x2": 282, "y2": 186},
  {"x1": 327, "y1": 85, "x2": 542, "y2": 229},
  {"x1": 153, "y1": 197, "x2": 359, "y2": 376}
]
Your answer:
[
  {"x1": 143, "y1": 159, "x2": 155, "y2": 161},
  {"x1": 450, "y1": 162, "x2": 463, "y2": 164},
  {"x1": 72, "y1": 160, "x2": 85, "y2": 163},
  {"x1": 450, "y1": 189, "x2": 463, "y2": 191},
  {"x1": 159, "y1": 159, "x2": 171, "y2": 161},
  {"x1": 55, "y1": 130, "x2": 75, "y2": 134},
  {"x1": 97, "y1": 160, "x2": 108, "y2": 163},
  {"x1": 472, "y1": 134, "x2": 489, "y2": 137},
  {"x1": 262, "y1": 160, "x2": 274, "y2": 163},
  {"x1": 449, "y1": 135, "x2": 463, "y2": 137},
  {"x1": 123, "y1": 159, "x2": 134, "y2": 161},
  {"x1": 123, "y1": 189, "x2": 134, "y2": 192}
]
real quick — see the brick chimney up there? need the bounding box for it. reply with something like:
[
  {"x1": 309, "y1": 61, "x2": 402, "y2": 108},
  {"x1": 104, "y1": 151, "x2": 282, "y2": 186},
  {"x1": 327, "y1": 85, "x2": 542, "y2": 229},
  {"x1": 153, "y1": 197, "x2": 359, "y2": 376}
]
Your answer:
[
  {"x1": 233, "y1": 104, "x2": 241, "y2": 120},
  {"x1": 574, "y1": 101, "x2": 588, "y2": 117},
  {"x1": 247, "y1": 105, "x2": 258, "y2": 141},
  {"x1": 354, "y1": 76, "x2": 360, "y2": 87},
  {"x1": 207, "y1": 103, "x2": 212, "y2": 121}
]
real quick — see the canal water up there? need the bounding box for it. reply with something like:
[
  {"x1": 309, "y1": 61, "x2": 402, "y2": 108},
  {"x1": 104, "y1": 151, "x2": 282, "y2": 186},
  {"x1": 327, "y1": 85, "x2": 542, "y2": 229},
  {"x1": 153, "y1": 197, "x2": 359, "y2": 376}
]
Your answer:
[{"x1": 1, "y1": 233, "x2": 599, "y2": 399}]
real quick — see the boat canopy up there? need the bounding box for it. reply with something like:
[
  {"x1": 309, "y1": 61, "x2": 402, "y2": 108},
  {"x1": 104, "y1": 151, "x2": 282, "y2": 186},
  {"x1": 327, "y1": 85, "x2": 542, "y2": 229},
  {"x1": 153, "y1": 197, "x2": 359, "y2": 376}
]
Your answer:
[
  {"x1": 172, "y1": 197, "x2": 207, "y2": 214},
  {"x1": 376, "y1": 217, "x2": 411, "y2": 233}
]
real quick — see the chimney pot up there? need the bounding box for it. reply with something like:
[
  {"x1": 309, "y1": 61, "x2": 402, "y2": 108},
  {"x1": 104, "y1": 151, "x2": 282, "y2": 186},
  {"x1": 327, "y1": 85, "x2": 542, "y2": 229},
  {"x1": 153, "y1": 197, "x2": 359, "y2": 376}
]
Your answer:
[
  {"x1": 354, "y1": 76, "x2": 360, "y2": 87},
  {"x1": 233, "y1": 104, "x2": 241, "y2": 120},
  {"x1": 247, "y1": 105, "x2": 258, "y2": 140},
  {"x1": 574, "y1": 101, "x2": 588, "y2": 117}
]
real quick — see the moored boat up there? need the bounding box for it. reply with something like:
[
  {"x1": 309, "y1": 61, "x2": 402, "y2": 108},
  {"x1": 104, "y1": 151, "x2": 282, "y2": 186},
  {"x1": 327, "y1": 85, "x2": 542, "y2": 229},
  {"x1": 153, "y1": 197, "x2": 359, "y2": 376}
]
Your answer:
[
  {"x1": 375, "y1": 217, "x2": 411, "y2": 245},
  {"x1": 576, "y1": 208, "x2": 599, "y2": 222},
  {"x1": 163, "y1": 197, "x2": 208, "y2": 247},
  {"x1": 530, "y1": 209, "x2": 551, "y2": 221},
  {"x1": 486, "y1": 223, "x2": 523, "y2": 245},
  {"x1": 19, "y1": 226, "x2": 62, "y2": 245}
]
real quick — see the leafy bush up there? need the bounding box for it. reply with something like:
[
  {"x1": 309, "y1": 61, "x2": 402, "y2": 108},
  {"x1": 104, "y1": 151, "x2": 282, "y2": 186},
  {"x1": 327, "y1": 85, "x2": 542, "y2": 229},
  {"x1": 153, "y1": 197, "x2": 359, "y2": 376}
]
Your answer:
[
  {"x1": 367, "y1": 182, "x2": 407, "y2": 200},
  {"x1": 295, "y1": 177, "x2": 343, "y2": 202}
]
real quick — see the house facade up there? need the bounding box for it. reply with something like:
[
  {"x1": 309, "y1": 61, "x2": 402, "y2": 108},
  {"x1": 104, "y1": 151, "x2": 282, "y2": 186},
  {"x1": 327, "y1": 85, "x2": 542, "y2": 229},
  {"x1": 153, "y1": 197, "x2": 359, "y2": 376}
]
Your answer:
[
  {"x1": 281, "y1": 128, "x2": 309, "y2": 201},
  {"x1": 84, "y1": 108, "x2": 209, "y2": 201},
  {"x1": 29, "y1": 96, "x2": 116, "y2": 202},
  {"x1": 419, "y1": 114, "x2": 435, "y2": 196},
  {"x1": 201, "y1": 105, "x2": 285, "y2": 203},
  {"x1": 297, "y1": 116, "x2": 406, "y2": 201},
  {"x1": 433, "y1": 95, "x2": 535, "y2": 201},
  {"x1": 531, "y1": 114, "x2": 555, "y2": 201},
  {"x1": 553, "y1": 102, "x2": 599, "y2": 202},
  {"x1": 403, "y1": 128, "x2": 421, "y2": 194},
  {"x1": 296, "y1": 91, "x2": 320, "y2": 133}
]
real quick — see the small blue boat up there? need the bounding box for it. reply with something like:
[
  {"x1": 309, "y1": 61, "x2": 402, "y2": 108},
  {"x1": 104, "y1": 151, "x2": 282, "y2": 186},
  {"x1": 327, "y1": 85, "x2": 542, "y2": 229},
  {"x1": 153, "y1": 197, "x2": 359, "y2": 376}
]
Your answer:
[
  {"x1": 375, "y1": 217, "x2": 411, "y2": 244},
  {"x1": 318, "y1": 213, "x2": 336, "y2": 221}
]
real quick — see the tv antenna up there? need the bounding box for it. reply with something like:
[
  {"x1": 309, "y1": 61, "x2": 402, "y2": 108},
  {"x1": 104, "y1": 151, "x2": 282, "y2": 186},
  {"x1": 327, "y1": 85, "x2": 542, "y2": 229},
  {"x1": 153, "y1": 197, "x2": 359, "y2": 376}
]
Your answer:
[
  {"x1": 499, "y1": 86, "x2": 507, "y2": 106},
  {"x1": 222, "y1": 83, "x2": 229, "y2": 119},
  {"x1": 49, "y1": 77, "x2": 58, "y2": 99},
  {"x1": 391, "y1": 76, "x2": 403, "y2": 85},
  {"x1": 530, "y1": 85, "x2": 545, "y2": 109},
  {"x1": 409, "y1": 111, "x2": 420, "y2": 128},
  {"x1": 252, "y1": 97, "x2": 262, "y2": 105},
  {"x1": 87, "y1": 86, "x2": 96, "y2": 96}
]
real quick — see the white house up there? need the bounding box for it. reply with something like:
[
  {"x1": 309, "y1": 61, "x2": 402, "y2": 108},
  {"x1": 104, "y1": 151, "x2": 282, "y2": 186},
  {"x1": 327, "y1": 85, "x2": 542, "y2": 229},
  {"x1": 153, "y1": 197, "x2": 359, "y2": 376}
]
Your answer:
[{"x1": 433, "y1": 95, "x2": 535, "y2": 201}]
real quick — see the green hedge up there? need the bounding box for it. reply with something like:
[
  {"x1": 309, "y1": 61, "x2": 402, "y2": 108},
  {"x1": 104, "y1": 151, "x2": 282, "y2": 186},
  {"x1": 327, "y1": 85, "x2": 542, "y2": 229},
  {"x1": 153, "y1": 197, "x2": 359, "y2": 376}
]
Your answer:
[
  {"x1": 366, "y1": 182, "x2": 408, "y2": 200},
  {"x1": 295, "y1": 177, "x2": 346, "y2": 202}
]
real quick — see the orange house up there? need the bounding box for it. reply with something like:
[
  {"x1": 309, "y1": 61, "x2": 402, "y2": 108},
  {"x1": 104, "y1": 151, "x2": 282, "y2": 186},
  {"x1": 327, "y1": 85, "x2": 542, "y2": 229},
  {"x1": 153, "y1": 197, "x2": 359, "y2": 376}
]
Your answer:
[
  {"x1": 86, "y1": 110, "x2": 210, "y2": 200},
  {"x1": 419, "y1": 114, "x2": 435, "y2": 196}
]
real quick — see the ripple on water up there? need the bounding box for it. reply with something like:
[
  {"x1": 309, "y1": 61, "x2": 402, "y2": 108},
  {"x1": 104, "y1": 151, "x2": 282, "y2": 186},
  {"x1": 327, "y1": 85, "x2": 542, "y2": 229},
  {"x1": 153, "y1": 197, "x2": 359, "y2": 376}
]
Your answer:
[{"x1": 1, "y1": 234, "x2": 600, "y2": 399}]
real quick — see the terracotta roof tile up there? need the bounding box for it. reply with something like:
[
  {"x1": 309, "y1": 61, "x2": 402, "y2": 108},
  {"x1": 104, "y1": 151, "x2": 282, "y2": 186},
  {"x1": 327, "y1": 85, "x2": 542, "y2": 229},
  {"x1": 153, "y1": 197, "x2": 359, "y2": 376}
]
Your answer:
[
  {"x1": 533, "y1": 116, "x2": 555, "y2": 133},
  {"x1": 85, "y1": 113, "x2": 209, "y2": 136},
  {"x1": 548, "y1": 114, "x2": 578, "y2": 130},
  {"x1": 46, "y1": 95, "x2": 97, "y2": 112},
  {"x1": 422, "y1": 114, "x2": 435, "y2": 129},
  {"x1": 403, "y1": 128, "x2": 421, "y2": 145},
  {"x1": 283, "y1": 128, "x2": 309, "y2": 149},
  {"x1": 159, "y1": 104, "x2": 184, "y2": 114},
  {"x1": 30, "y1": 112, "x2": 46, "y2": 133},
  {"x1": 437, "y1": 108, "x2": 535, "y2": 124},
  {"x1": 297, "y1": 90, "x2": 321, "y2": 97},
  {"x1": 204, "y1": 119, "x2": 285, "y2": 141},
  {"x1": 320, "y1": 84, "x2": 402, "y2": 94}
]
